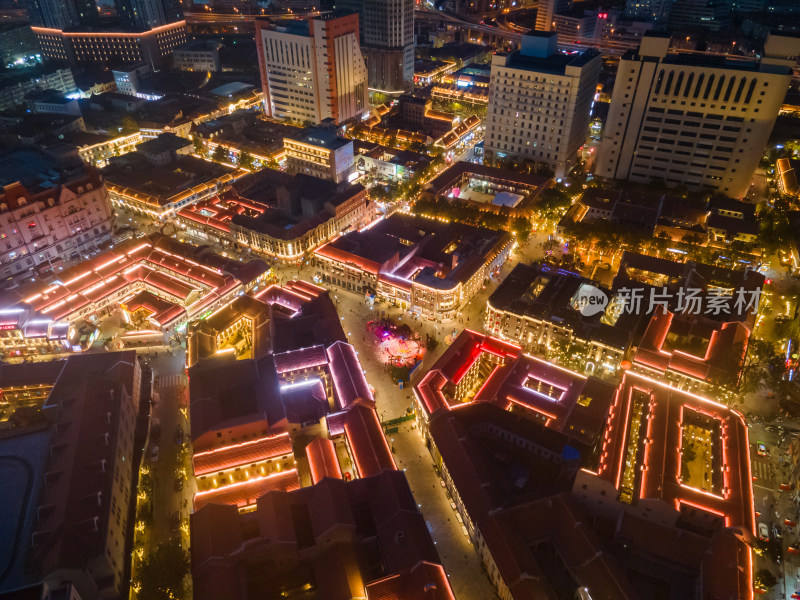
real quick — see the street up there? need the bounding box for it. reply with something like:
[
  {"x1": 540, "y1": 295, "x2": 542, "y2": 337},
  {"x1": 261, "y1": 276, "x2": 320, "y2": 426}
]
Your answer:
[{"x1": 750, "y1": 420, "x2": 800, "y2": 599}]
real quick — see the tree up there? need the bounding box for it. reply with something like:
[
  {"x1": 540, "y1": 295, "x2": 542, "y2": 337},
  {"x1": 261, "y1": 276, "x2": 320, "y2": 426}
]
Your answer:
[
  {"x1": 192, "y1": 137, "x2": 204, "y2": 156},
  {"x1": 137, "y1": 539, "x2": 190, "y2": 600},
  {"x1": 754, "y1": 568, "x2": 778, "y2": 591},
  {"x1": 511, "y1": 216, "x2": 532, "y2": 243},
  {"x1": 212, "y1": 144, "x2": 227, "y2": 163},
  {"x1": 238, "y1": 151, "x2": 254, "y2": 170},
  {"x1": 121, "y1": 115, "x2": 139, "y2": 134}
]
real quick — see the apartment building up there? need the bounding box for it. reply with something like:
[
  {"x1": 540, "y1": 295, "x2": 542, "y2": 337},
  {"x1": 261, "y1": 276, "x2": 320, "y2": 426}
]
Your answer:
[
  {"x1": 484, "y1": 32, "x2": 601, "y2": 179},
  {"x1": 597, "y1": 32, "x2": 800, "y2": 198},
  {"x1": 0, "y1": 147, "x2": 114, "y2": 282},
  {"x1": 255, "y1": 13, "x2": 368, "y2": 125}
]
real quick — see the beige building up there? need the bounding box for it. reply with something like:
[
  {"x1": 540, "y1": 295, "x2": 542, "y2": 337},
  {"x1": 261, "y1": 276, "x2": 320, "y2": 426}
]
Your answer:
[
  {"x1": 255, "y1": 13, "x2": 368, "y2": 125},
  {"x1": 597, "y1": 32, "x2": 800, "y2": 198},
  {"x1": 0, "y1": 147, "x2": 114, "y2": 282},
  {"x1": 484, "y1": 31, "x2": 601, "y2": 179},
  {"x1": 284, "y1": 126, "x2": 355, "y2": 184}
]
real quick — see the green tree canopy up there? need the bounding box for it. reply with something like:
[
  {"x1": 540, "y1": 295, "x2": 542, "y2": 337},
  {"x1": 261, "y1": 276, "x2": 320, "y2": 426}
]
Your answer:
[{"x1": 137, "y1": 539, "x2": 190, "y2": 600}]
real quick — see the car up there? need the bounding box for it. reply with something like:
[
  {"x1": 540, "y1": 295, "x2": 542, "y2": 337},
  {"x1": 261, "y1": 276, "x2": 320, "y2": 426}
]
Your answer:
[
  {"x1": 789, "y1": 543, "x2": 800, "y2": 555},
  {"x1": 773, "y1": 524, "x2": 783, "y2": 540},
  {"x1": 785, "y1": 519, "x2": 796, "y2": 527},
  {"x1": 757, "y1": 442, "x2": 768, "y2": 456},
  {"x1": 758, "y1": 522, "x2": 770, "y2": 541},
  {"x1": 149, "y1": 445, "x2": 159, "y2": 462},
  {"x1": 781, "y1": 483, "x2": 793, "y2": 491}
]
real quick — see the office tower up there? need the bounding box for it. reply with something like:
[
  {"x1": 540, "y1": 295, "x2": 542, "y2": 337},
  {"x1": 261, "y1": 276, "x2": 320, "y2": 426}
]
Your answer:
[
  {"x1": 535, "y1": 0, "x2": 571, "y2": 32},
  {"x1": 484, "y1": 32, "x2": 601, "y2": 179},
  {"x1": 115, "y1": 0, "x2": 184, "y2": 31},
  {"x1": 25, "y1": 0, "x2": 84, "y2": 29},
  {"x1": 255, "y1": 14, "x2": 368, "y2": 125},
  {"x1": 336, "y1": 0, "x2": 414, "y2": 93},
  {"x1": 624, "y1": 0, "x2": 672, "y2": 24},
  {"x1": 668, "y1": 0, "x2": 732, "y2": 31},
  {"x1": 597, "y1": 33, "x2": 800, "y2": 198}
]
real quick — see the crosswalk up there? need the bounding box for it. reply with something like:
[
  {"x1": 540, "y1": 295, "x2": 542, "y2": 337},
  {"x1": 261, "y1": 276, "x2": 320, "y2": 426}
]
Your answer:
[
  {"x1": 156, "y1": 373, "x2": 184, "y2": 389},
  {"x1": 752, "y1": 459, "x2": 774, "y2": 482}
]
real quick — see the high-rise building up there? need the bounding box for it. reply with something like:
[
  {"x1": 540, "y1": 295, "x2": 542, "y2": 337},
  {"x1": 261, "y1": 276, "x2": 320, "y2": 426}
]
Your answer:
[
  {"x1": 115, "y1": 0, "x2": 183, "y2": 31},
  {"x1": 535, "y1": 0, "x2": 571, "y2": 31},
  {"x1": 484, "y1": 32, "x2": 601, "y2": 179},
  {"x1": 667, "y1": 0, "x2": 732, "y2": 31},
  {"x1": 336, "y1": 0, "x2": 414, "y2": 93},
  {"x1": 255, "y1": 14, "x2": 368, "y2": 125},
  {"x1": 26, "y1": 0, "x2": 181, "y2": 31},
  {"x1": 624, "y1": 0, "x2": 672, "y2": 24},
  {"x1": 596, "y1": 33, "x2": 800, "y2": 198}
]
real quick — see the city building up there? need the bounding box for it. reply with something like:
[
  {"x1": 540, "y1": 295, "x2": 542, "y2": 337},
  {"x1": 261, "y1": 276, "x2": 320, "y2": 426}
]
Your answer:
[
  {"x1": 535, "y1": 0, "x2": 571, "y2": 31},
  {"x1": 398, "y1": 92, "x2": 456, "y2": 137},
  {"x1": 191, "y1": 471, "x2": 453, "y2": 600},
  {"x1": 412, "y1": 331, "x2": 756, "y2": 600},
  {"x1": 116, "y1": 0, "x2": 183, "y2": 32},
  {"x1": 32, "y1": 21, "x2": 187, "y2": 67},
  {"x1": 667, "y1": 0, "x2": 732, "y2": 31},
  {"x1": 177, "y1": 167, "x2": 372, "y2": 262},
  {"x1": 484, "y1": 32, "x2": 601, "y2": 179},
  {"x1": 422, "y1": 161, "x2": 553, "y2": 218},
  {"x1": 102, "y1": 136, "x2": 244, "y2": 219},
  {"x1": 597, "y1": 32, "x2": 800, "y2": 198},
  {"x1": 314, "y1": 213, "x2": 513, "y2": 322},
  {"x1": 112, "y1": 64, "x2": 152, "y2": 96},
  {"x1": 553, "y1": 9, "x2": 600, "y2": 45},
  {"x1": 485, "y1": 263, "x2": 645, "y2": 376},
  {"x1": 26, "y1": 90, "x2": 82, "y2": 117},
  {"x1": 187, "y1": 280, "x2": 453, "y2": 599},
  {"x1": 0, "y1": 352, "x2": 142, "y2": 600},
  {"x1": 337, "y1": 0, "x2": 414, "y2": 93},
  {"x1": 0, "y1": 234, "x2": 268, "y2": 357},
  {"x1": 0, "y1": 146, "x2": 114, "y2": 284},
  {"x1": 0, "y1": 24, "x2": 40, "y2": 68},
  {"x1": 171, "y1": 40, "x2": 222, "y2": 72},
  {"x1": 255, "y1": 14, "x2": 368, "y2": 125},
  {"x1": 0, "y1": 66, "x2": 76, "y2": 112},
  {"x1": 353, "y1": 140, "x2": 432, "y2": 182},
  {"x1": 56, "y1": 131, "x2": 143, "y2": 168},
  {"x1": 284, "y1": 125, "x2": 356, "y2": 184},
  {"x1": 624, "y1": 0, "x2": 672, "y2": 24},
  {"x1": 572, "y1": 370, "x2": 755, "y2": 599}
]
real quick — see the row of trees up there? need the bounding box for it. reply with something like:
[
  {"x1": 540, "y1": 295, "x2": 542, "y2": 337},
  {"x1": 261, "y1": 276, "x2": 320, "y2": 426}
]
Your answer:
[{"x1": 412, "y1": 196, "x2": 533, "y2": 241}]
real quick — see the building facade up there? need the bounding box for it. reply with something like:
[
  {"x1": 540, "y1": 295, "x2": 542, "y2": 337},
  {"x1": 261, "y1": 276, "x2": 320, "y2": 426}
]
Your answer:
[
  {"x1": 171, "y1": 40, "x2": 221, "y2": 72},
  {"x1": 0, "y1": 149, "x2": 114, "y2": 282},
  {"x1": 284, "y1": 126, "x2": 355, "y2": 183},
  {"x1": 484, "y1": 32, "x2": 600, "y2": 179},
  {"x1": 597, "y1": 33, "x2": 800, "y2": 198},
  {"x1": 313, "y1": 214, "x2": 513, "y2": 322},
  {"x1": 255, "y1": 14, "x2": 368, "y2": 125},
  {"x1": 338, "y1": 0, "x2": 414, "y2": 93},
  {"x1": 32, "y1": 21, "x2": 187, "y2": 66}
]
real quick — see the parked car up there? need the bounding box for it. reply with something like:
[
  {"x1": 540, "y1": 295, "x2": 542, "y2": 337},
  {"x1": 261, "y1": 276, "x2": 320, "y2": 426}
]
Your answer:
[
  {"x1": 773, "y1": 524, "x2": 783, "y2": 540},
  {"x1": 758, "y1": 522, "x2": 770, "y2": 541}
]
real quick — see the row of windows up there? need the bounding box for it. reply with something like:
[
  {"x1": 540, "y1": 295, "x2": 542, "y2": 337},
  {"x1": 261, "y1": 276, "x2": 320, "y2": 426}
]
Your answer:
[{"x1": 653, "y1": 70, "x2": 765, "y2": 105}]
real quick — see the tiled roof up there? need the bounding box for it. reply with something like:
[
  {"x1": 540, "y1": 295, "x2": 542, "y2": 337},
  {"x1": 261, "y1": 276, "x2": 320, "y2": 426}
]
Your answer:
[
  {"x1": 193, "y1": 469, "x2": 300, "y2": 511},
  {"x1": 327, "y1": 341, "x2": 373, "y2": 409},
  {"x1": 344, "y1": 403, "x2": 395, "y2": 478},
  {"x1": 366, "y1": 562, "x2": 455, "y2": 600},
  {"x1": 192, "y1": 433, "x2": 292, "y2": 476},
  {"x1": 273, "y1": 345, "x2": 328, "y2": 374},
  {"x1": 305, "y1": 437, "x2": 342, "y2": 484}
]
